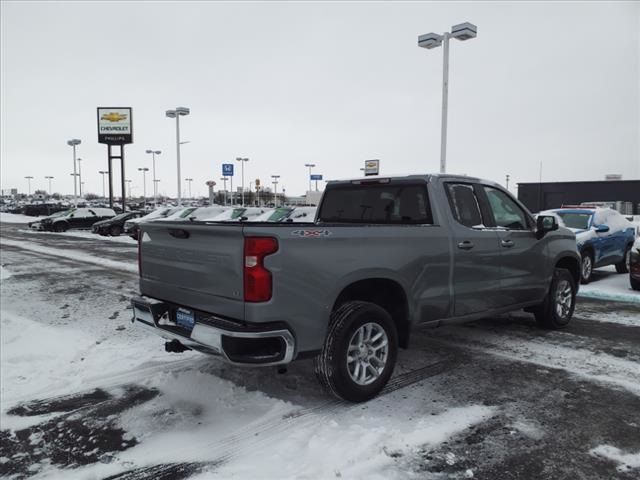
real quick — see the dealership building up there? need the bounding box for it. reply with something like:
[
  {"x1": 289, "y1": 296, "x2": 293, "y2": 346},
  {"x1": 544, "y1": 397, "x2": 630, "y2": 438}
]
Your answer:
[{"x1": 517, "y1": 179, "x2": 640, "y2": 215}]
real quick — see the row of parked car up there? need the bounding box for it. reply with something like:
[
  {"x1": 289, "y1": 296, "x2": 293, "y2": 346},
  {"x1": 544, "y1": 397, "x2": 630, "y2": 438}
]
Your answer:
[{"x1": 27, "y1": 205, "x2": 318, "y2": 235}]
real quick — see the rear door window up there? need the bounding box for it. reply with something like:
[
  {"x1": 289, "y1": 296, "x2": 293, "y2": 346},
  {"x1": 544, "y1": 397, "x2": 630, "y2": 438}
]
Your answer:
[
  {"x1": 318, "y1": 184, "x2": 432, "y2": 224},
  {"x1": 445, "y1": 183, "x2": 484, "y2": 228}
]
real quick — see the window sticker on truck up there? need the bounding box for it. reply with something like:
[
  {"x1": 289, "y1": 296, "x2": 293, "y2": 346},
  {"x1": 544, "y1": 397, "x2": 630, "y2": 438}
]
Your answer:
[{"x1": 291, "y1": 229, "x2": 332, "y2": 237}]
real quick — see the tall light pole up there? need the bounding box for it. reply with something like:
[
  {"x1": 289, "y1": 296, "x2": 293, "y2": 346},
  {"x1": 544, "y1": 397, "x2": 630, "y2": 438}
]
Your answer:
[
  {"x1": 145, "y1": 149, "x2": 161, "y2": 205},
  {"x1": 138, "y1": 167, "x2": 149, "y2": 204},
  {"x1": 24, "y1": 176, "x2": 33, "y2": 196},
  {"x1": 236, "y1": 157, "x2": 249, "y2": 206},
  {"x1": 77, "y1": 158, "x2": 83, "y2": 197},
  {"x1": 418, "y1": 22, "x2": 477, "y2": 174},
  {"x1": 44, "y1": 176, "x2": 54, "y2": 194},
  {"x1": 271, "y1": 175, "x2": 280, "y2": 207},
  {"x1": 165, "y1": 107, "x2": 190, "y2": 205},
  {"x1": 67, "y1": 139, "x2": 81, "y2": 206},
  {"x1": 304, "y1": 163, "x2": 316, "y2": 192},
  {"x1": 505, "y1": 174, "x2": 510, "y2": 191},
  {"x1": 125, "y1": 179, "x2": 132, "y2": 200},
  {"x1": 220, "y1": 177, "x2": 228, "y2": 205},
  {"x1": 185, "y1": 178, "x2": 193, "y2": 200},
  {"x1": 99, "y1": 171, "x2": 108, "y2": 198}
]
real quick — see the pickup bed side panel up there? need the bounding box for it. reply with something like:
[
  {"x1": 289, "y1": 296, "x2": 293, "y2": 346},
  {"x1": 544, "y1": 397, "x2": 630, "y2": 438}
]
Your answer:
[{"x1": 243, "y1": 224, "x2": 451, "y2": 353}]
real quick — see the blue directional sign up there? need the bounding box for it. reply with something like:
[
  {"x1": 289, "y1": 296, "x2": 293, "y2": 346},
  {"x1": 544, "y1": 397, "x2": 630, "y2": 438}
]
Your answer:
[
  {"x1": 222, "y1": 163, "x2": 234, "y2": 176},
  {"x1": 310, "y1": 174, "x2": 323, "y2": 180}
]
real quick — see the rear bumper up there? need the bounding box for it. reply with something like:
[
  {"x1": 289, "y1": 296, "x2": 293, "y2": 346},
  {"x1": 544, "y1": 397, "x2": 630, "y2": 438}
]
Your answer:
[{"x1": 131, "y1": 296, "x2": 295, "y2": 366}]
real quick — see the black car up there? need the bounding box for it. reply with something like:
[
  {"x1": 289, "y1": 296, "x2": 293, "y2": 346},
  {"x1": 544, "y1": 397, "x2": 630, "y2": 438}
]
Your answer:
[
  {"x1": 630, "y1": 239, "x2": 640, "y2": 291},
  {"x1": 29, "y1": 208, "x2": 116, "y2": 232},
  {"x1": 92, "y1": 211, "x2": 144, "y2": 236}
]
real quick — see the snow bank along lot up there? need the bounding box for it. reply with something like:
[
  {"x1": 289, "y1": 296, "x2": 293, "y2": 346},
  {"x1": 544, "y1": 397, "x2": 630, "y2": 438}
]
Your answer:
[{"x1": 1, "y1": 223, "x2": 640, "y2": 479}]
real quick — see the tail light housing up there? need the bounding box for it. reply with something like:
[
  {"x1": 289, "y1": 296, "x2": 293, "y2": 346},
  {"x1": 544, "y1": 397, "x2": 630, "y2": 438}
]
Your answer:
[{"x1": 244, "y1": 237, "x2": 278, "y2": 302}]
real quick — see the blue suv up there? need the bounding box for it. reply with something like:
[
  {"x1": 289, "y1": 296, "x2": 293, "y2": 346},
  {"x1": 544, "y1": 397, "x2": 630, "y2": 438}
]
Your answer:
[{"x1": 543, "y1": 208, "x2": 636, "y2": 284}]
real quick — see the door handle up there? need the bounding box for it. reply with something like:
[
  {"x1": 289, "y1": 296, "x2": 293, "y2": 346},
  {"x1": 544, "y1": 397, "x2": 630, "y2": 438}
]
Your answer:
[
  {"x1": 501, "y1": 239, "x2": 514, "y2": 248},
  {"x1": 457, "y1": 240, "x2": 474, "y2": 250}
]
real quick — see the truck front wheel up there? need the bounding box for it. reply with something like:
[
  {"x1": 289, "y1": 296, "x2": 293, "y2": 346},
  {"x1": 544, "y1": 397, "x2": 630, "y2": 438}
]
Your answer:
[
  {"x1": 533, "y1": 268, "x2": 576, "y2": 329},
  {"x1": 314, "y1": 301, "x2": 398, "y2": 402}
]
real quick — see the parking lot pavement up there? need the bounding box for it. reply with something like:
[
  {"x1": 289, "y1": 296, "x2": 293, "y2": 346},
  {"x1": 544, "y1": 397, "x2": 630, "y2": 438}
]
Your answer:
[{"x1": 1, "y1": 223, "x2": 639, "y2": 479}]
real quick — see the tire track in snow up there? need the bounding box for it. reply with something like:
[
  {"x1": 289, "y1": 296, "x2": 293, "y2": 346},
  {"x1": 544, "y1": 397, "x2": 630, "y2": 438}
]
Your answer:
[{"x1": 428, "y1": 326, "x2": 640, "y2": 396}]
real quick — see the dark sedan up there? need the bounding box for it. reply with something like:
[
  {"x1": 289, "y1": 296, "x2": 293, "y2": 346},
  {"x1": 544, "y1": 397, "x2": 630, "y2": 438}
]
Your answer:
[
  {"x1": 630, "y1": 238, "x2": 640, "y2": 291},
  {"x1": 92, "y1": 211, "x2": 144, "y2": 236}
]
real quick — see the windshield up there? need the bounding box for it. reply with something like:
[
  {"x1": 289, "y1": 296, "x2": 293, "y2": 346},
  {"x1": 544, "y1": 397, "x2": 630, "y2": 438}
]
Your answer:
[
  {"x1": 264, "y1": 207, "x2": 293, "y2": 222},
  {"x1": 142, "y1": 208, "x2": 172, "y2": 220},
  {"x1": 556, "y1": 212, "x2": 592, "y2": 230}
]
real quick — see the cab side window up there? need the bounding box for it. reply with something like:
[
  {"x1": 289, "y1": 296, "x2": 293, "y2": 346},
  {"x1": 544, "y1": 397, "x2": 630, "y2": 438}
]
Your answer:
[
  {"x1": 483, "y1": 186, "x2": 530, "y2": 230},
  {"x1": 446, "y1": 183, "x2": 484, "y2": 228}
]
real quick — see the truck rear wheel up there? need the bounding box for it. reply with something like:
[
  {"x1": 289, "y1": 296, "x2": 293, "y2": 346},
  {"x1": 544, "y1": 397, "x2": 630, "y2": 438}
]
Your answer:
[
  {"x1": 533, "y1": 268, "x2": 576, "y2": 329},
  {"x1": 314, "y1": 301, "x2": 398, "y2": 402}
]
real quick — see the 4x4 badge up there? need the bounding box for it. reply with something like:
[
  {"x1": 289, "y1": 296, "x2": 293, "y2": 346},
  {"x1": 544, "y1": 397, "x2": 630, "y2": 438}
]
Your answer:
[{"x1": 291, "y1": 229, "x2": 331, "y2": 237}]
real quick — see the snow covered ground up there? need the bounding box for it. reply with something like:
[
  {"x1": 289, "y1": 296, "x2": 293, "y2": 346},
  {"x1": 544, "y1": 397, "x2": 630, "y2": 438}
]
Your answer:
[
  {"x1": 0, "y1": 212, "x2": 40, "y2": 224},
  {"x1": 1, "y1": 223, "x2": 639, "y2": 479},
  {"x1": 578, "y1": 265, "x2": 639, "y2": 303}
]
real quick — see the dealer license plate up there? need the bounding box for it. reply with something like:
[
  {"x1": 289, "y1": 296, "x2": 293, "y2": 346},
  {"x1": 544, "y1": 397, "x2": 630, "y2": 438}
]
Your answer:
[{"x1": 175, "y1": 308, "x2": 195, "y2": 330}]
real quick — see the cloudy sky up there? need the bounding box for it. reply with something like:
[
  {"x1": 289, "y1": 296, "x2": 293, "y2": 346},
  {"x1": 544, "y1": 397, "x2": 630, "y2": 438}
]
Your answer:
[{"x1": 1, "y1": 1, "x2": 639, "y2": 198}]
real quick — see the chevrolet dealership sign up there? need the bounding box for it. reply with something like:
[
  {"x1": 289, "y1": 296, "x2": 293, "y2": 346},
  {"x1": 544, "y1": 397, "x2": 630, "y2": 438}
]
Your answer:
[{"x1": 97, "y1": 107, "x2": 133, "y2": 144}]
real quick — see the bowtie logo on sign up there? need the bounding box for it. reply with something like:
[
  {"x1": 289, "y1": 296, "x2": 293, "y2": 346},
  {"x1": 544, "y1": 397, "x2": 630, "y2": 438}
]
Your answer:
[{"x1": 100, "y1": 112, "x2": 128, "y2": 122}]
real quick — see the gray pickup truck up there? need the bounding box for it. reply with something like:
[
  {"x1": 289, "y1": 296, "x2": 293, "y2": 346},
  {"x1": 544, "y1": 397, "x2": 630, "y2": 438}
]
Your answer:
[{"x1": 132, "y1": 174, "x2": 580, "y2": 402}]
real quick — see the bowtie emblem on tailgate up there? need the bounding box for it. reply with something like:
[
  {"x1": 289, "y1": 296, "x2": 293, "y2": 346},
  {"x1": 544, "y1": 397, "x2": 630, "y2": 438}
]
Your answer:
[{"x1": 291, "y1": 229, "x2": 331, "y2": 237}]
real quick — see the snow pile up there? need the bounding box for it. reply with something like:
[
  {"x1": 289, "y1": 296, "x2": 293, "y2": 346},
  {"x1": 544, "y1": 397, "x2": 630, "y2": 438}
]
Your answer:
[
  {"x1": 578, "y1": 266, "x2": 640, "y2": 304},
  {"x1": 0, "y1": 212, "x2": 38, "y2": 224},
  {"x1": 590, "y1": 445, "x2": 640, "y2": 472},
  {"x1": 0, "y1": 265, "x2": 10, "y2": 281},
  {"x1": 0, "y1": 238, "x2": 137, "y2": 273},
  {"x1": 21, "y1": 228, "x2": 137, "y2": 245}
]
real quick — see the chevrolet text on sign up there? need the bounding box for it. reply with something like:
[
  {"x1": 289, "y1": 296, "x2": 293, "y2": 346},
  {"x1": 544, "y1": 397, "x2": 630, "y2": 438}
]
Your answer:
[{"x1": 97, "y1": 107, "x2": 133, "y2": 145}]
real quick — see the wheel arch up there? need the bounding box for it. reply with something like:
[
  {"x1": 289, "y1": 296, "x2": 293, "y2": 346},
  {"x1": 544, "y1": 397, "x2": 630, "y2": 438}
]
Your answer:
[
  {"x1": 555, "y1": 255, "x2": 580, "y2": 287},
  {"x1": 332, "y1": 277, "x2": 411, "y2": 349}
]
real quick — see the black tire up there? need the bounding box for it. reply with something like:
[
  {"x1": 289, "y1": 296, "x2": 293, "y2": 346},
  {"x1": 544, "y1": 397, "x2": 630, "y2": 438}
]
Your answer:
[
  {"x1": 533, "y1": 268, "x2": 576, "y2": 329},
  {"x1": 53, "y1": 222, "x2": 68, "y2": 233},
  {"x1": 615, "y1": 245, "x2": 631, "y2": 274},
  {"x1": 631, "y1": 275, "x2": 640, "y2": 291},
  {"x1": 110, "y1": 225, "x2": 122, "y2": 236},
  {"x1": 314, "y1": 301, "x2": 398, "y2": 402},
  {"x1": 580, "y1": 250, "x2": 594, "y2": 284}
]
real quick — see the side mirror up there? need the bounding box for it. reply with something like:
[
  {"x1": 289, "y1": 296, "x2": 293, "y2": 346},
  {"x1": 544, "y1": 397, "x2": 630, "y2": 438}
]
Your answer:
[
  {"x1": 536, "y1": 215, "x2": 558, "y2": 239},
  {"x1": 595, "y1": 225, "x2": 610, "y2": 233}
]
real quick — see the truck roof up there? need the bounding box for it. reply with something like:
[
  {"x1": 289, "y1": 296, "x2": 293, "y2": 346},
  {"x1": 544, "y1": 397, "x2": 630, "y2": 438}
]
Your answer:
[{"x1": 325, "y1": 173, "x2": 502, "y2": 188}]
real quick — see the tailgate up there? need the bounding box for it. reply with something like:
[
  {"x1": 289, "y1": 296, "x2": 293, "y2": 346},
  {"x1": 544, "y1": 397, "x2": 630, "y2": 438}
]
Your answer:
[{"x1": 139, "y1": 221, "x2": 245, "y2": 319}]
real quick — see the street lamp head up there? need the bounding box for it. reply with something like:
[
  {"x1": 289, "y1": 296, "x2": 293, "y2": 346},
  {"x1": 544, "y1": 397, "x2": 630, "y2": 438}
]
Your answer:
[
  {"x1": 165, "y1": 110, "x2": 177, "y2": 118},
  {"x1": 450, "y1": 22, "x2": 477, "y2": 41},
  {"x1": 304, "y1": 163, "x2": 316, "y2": 168},
  {"x1": 67, "y1": 139, "x2": 81, "y2": 146},
  {"x1": 138, "y1": 167, "x2": 149, "y2": 172},
  {"x1": 145, "y1": 149, "x2": 153, "y2": 154},
  {"x1": 175, "y1": 107, "x2": 190, "y2": 116},
  {"x1": 154, "y1": 150, "x2": 161, "y2": 155},
  {"x1": 418, "y1": 32, "x2": 443, "y2": 49}
]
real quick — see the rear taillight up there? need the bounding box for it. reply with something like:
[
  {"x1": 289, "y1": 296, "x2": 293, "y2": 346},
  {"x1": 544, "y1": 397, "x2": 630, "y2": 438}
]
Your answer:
[{"x1": 244, "y1": 237, "x2": 278, "y2": 302}]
